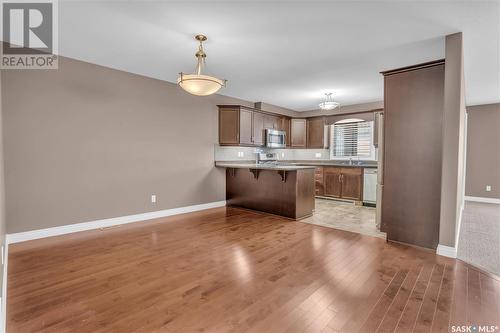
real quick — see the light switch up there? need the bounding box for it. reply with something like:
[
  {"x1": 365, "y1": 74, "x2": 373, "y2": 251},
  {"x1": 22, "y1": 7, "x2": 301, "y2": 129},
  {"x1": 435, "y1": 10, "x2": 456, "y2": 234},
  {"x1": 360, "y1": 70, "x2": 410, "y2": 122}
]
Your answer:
[
  {"x1": 315, "y1": 153, "x2": 322, "y2": 158},
  {"x1": 486, "y1": 185, "x2": 492, "y2": 192},
  {"x1": 151, "y1": 195, "x2": 157, "y2": 203}
]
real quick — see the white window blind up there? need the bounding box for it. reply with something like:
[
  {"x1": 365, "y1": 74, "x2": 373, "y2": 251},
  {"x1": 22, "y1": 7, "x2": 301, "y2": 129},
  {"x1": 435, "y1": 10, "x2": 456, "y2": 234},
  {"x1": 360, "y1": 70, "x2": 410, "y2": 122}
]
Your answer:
[{"x1": 331, "y1": 121, "x2": 374, "y2": 159}]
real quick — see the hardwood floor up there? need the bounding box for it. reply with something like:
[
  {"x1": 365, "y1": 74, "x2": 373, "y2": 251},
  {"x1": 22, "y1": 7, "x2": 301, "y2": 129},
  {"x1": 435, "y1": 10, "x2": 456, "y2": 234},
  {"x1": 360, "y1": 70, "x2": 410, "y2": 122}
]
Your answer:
[{"x1": 7, "y1": 207, "x2": 500, "y2": 333}]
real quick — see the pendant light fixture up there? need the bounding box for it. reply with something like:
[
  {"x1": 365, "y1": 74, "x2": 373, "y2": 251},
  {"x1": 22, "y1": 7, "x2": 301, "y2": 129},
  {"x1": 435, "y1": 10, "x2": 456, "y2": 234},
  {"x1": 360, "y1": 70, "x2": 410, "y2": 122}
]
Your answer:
[
  {"x1": 177, "y1": 34, "x2": 226, "y2": 96},
  {"x1": 318, "y1": 93, "x2": 340, "y2": 110}
]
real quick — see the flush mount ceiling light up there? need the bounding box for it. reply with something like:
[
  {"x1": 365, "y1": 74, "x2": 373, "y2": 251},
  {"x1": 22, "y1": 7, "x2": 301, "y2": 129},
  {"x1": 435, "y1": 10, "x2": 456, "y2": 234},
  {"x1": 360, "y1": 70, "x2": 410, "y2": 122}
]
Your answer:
[
  {"x1": 318, "y1": 93, "x2": 340, "y2": 111},
  {"x1": 177, "y1": 34, "x2": 226, "y2": 96}
]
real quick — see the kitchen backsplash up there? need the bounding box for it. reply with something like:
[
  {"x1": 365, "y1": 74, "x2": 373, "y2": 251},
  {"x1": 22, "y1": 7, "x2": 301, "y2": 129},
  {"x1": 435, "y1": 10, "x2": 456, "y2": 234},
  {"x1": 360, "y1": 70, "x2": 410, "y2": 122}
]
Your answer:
[{"x1": 214, "y1": 145, "x2": 330, "y2": 161}]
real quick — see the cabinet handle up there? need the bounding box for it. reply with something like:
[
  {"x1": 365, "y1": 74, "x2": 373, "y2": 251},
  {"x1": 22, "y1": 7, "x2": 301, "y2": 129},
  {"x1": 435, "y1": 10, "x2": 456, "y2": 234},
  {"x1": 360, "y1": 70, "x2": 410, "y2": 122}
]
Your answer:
[{"x1": 338, "y1": 175, "x2": 341, "y2": 182}]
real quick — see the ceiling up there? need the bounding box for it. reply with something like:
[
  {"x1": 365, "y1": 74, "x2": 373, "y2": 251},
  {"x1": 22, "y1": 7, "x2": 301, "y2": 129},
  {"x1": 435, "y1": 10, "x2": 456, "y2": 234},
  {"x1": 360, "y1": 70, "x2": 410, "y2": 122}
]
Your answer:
[{"x1": 58, "y1": 1, "x2": 500, "y2": 111}]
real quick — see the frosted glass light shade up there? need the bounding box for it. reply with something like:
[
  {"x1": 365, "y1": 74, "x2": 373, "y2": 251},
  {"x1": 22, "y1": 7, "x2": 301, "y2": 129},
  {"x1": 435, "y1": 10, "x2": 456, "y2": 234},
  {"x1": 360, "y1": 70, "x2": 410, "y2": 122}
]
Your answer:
[
  {"x1": 318, "y1": 101, "x2": 340, "y2": 110},
  {"x1": 177, "y1": 73, "x2": 225, "y2": 96},
  {"x1": 319, "y1": 93, "x2": 340, "y2": 110}
]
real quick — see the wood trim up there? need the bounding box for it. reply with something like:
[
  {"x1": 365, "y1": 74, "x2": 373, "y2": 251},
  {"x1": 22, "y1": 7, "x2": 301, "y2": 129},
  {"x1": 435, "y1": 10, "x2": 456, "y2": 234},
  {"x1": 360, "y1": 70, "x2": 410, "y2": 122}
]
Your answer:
[
  {"x1": 218, "y1": 105, "x2": 292, "y2": 118},
  {"x1": 380, "y1": 59, "x2": 445, "y2": 76}
]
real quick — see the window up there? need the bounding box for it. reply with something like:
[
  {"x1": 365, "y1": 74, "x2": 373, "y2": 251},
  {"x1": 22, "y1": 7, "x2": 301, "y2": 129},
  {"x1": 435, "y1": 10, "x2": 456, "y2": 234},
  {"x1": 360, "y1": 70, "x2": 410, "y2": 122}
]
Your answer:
[{"x1": 330, "y1": 119, "x2": 375, "y2": 160}]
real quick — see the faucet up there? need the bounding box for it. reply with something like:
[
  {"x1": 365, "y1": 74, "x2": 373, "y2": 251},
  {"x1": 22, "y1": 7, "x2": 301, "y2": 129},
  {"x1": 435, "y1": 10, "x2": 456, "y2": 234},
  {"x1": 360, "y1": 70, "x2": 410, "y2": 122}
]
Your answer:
[{"x1": 349, "y1": 157, "x2": 353, "y2": 165}]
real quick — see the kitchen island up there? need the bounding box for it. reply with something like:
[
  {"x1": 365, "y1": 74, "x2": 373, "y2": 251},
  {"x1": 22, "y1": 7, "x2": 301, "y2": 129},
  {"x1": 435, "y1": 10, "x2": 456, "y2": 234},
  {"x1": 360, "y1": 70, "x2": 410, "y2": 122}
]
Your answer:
[{"x1": 216, "y1": 162, "x2": 316, "y2": 220}]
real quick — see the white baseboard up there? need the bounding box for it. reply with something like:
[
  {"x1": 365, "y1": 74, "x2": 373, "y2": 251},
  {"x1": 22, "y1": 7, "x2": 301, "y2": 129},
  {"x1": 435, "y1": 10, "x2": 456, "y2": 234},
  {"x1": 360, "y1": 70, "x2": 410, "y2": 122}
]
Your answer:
[
  {"x1": 1, "y1": 242, "x2": 8, "y2": 333},
  {"x1": 436, "y1": 244, "x2": 457, "y2": 258},
  {"x1": 6, "y1": 200, "x2": 226, "y2": 244},
  {"x1": 465, "y1": 196, "x2": 500, "y2": 204}
]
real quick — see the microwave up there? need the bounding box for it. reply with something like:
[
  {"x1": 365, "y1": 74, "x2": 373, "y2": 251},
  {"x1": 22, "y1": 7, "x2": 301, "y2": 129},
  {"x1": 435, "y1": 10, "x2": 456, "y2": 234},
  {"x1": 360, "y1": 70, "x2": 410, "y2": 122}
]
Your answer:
[{"x1": 265, "y1": 129, "x2": 286, "y2": 148}]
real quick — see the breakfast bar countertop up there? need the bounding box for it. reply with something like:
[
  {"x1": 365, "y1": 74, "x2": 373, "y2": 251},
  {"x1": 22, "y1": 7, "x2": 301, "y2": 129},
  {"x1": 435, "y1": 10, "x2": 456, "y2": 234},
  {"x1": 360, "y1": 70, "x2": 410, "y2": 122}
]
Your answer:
[
  {"x1": 215, "y1": 161, "x2": 316, "y2": 171},
  {"x1": 215, "y1": 160, "x2": 377, "y2": 169}
]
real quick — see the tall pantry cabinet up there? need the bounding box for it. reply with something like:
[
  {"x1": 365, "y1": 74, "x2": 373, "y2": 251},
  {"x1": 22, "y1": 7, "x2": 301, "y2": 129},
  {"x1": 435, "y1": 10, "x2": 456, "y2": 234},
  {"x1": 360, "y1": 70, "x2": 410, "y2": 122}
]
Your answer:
[{"x1": 381, "y1": 60, "x2": 445, "y2": 249}]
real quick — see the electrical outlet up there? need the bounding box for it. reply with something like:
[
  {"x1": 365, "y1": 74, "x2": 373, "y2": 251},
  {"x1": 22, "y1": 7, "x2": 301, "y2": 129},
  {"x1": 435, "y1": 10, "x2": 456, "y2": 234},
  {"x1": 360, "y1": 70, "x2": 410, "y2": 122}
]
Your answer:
[
  {"x1": 280, "y1": 152, "x2": 285, "y2": 158},
  {"x1": 315, "y1": 152, "x2": 322, "y2": 158},
  {"x1": 237, "y1": 151, "x2": 244, "y2": 158},
  {"x1": 486, "y1": 185, "x2": 492, "y2": 192},
  {"x1": 151, "y1": 195, "x2": 157, "y2": 203}
]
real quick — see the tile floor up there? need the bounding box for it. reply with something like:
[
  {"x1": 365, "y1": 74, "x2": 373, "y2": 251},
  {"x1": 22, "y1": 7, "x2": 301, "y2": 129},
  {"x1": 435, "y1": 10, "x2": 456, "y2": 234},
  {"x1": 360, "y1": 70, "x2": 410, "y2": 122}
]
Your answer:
[
  {"x1": 457, "y1": 201, "x2": 500, "y2": 276},
  {"x1": 302, "y1": 198, "x2": 386, "y2": 239}
]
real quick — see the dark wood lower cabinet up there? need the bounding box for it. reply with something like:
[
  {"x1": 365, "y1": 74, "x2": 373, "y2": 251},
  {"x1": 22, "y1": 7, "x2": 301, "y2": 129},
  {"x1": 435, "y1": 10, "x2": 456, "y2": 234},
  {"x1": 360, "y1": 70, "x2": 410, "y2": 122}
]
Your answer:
[
  {"x1": 317, "y1": 167, "x2": 363, "y2": 201},
  {"x1": 340, "y1": 168, "x2": 363, "y2": 200},
  {"x1": 323, "y1": 167, "x2": 342, "y2": 198},
  {"x1": 314, "y1": 167, "x2": 324, "y2": 196}
]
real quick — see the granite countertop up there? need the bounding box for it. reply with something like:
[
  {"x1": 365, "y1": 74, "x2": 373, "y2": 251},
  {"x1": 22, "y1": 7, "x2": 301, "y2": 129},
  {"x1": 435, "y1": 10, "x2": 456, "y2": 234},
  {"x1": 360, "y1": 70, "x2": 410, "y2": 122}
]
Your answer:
[
  {"x1": 215, "y1": 161, "x2": 316, "y2": 171},
  {"x1": 286, "y1": 160, "x2": 378, "y2": 168},
  {"x1": 216, "y1": 160, "x2": 378, "y2": 169}
]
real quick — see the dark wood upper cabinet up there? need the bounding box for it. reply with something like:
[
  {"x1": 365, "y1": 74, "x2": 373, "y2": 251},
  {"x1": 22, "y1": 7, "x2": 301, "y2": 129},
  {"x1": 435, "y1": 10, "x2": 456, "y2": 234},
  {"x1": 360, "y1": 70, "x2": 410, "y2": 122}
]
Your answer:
[
  {"x1": 291, "y1": 119, "x2": 307, "y2": 148},
  {"x1": 264, "y1": 114, "x2": 279, "y2": 130},
  {"x1": 381, "y1": 60, "x2": 444, "y2": 249},
  {"x1": 339, "y1": 168, "x2": 363, "y2": 200},
  {"x1": 218, "y1": 107, "x2": 240, "y2": 145},
  {"x1": 252, "y1": 111, "x2": 265, "y2": 146},
  {"x1": 239, "y1": 108, "x2": 253, "y2": 145},
  {"x1": 219, "y1": 105, "x2": 331, "y2": 149},
  {"x1": 219, "y1": 106, "x2": 260, "y2": 146},
  {"x1": 307, "y1": 117, "x2": 326, "y2": 148},
  {"x1": 278, "y1": 117, "x2": 291, "y2": 147}
]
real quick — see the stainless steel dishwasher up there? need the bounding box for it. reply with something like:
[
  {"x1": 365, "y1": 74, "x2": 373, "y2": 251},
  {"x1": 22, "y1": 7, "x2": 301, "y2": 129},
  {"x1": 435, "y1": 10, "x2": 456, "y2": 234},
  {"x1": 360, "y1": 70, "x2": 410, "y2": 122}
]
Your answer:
[{"x1": 363, "y1": 168, "x2": 377, "y2": 205}]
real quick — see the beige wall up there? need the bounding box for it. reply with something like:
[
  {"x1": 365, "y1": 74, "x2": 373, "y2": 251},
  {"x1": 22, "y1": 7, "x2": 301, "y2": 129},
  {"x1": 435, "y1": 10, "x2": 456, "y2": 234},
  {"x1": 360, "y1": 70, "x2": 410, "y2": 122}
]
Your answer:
[
  {"x1": 0, "y1": 69, "x2": 6, "y2": 301},
  {"x1": 1, "y1": 56, "x2": 256, "y2": 233},
  {"x1": 439, "y1": 32, "x2": 467, "y2": 248},
  {"x1": 465, "y1": 103, "x2": 500, "y2": 199}
]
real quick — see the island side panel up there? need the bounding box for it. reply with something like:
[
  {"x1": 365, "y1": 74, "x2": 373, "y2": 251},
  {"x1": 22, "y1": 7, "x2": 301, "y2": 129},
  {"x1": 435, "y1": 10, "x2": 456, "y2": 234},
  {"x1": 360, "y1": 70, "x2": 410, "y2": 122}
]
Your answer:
[
  {"x1": 225, "y1": 168, "x2": 295, "y2": 219},
  {"x1": 225, "y1": 168, "x2": 315, "y2": 219},
  {"x1": 295, "y1": 168, "x2": 315, "y2": 219}
]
